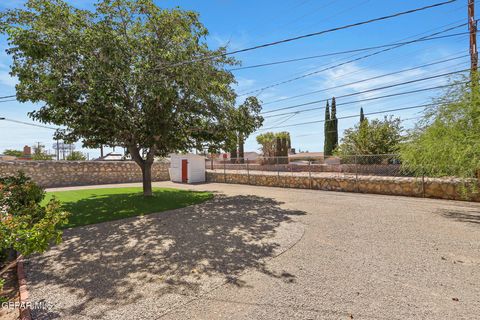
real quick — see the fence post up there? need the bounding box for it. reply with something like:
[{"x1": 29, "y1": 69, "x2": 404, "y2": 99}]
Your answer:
[
  {"x1": 276, "y1": 156, "x2": 280, "y2": 187},
  {"x1": 223, "y1": 159, "x2": 226, "y2": 183},
  {"x1": 355, "y1": 155, "x2": 359, "y2": 192},
  {"x1": 422, "y1": 168, "x2": 426, "y2": 198},
  {"x1": 308, "y1": 160, "x2": 312, "y2": 189},
  {"x1": 290, "y1": 157, "x2": 293, "y2": 177},
  {"x1": 246, "y1": 160, "x2": 250, "y2": 185},
  {"x1": 210, "y1": 156, "x2": 213, "y2": 170}
]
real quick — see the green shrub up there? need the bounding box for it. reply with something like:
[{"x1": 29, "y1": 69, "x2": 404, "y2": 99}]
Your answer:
[
  {"x1": 400, "y1": 81, "x2": 480, "y2": 178},
  {"x1": 66, "y1": 151, "x2": 87, "y2": 161},
  {"x1": 0, "y1": 172, "x2": 69, "y2": 256},
  {"x1": 335, "y1": 116, "x2": 403, "y2": 163}
]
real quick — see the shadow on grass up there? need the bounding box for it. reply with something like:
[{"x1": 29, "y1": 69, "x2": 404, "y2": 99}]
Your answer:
[
  {"x1": 27, "y1": 194, "x2": 305, "y2": 319},
  {"x1": 48, "y1": 188, "x2": 213, "y2": 228}
]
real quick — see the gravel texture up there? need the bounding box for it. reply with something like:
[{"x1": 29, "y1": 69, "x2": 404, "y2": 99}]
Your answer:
[{"x1": 26, "y1": 182, "x2": 480, "y2": 319}]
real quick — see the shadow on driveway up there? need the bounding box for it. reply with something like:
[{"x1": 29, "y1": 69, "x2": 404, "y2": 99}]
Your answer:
[
  {"x1": 441, "y1": 209, "x2": 480, "y2": 225},
  {"x1": 27, "y1": 194, "x2": 305, "y2": 319}
]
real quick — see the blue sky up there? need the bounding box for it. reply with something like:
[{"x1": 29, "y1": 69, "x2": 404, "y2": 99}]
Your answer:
[{"x1": 0, "y1": 0, "x2": 470, "y2": 157}]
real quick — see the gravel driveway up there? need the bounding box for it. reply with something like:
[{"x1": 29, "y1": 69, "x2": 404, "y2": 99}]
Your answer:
[{"x1": 26, "y1": 182, "x2": 480, "y2": 319}]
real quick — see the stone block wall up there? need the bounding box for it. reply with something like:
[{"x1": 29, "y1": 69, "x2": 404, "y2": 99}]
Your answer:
[
  {"x1": 0, "y1": 161, "x2": 170, "y2": 188},
  {"x1": 206, "y1": 171, "x2": 480, "y2": 202}
]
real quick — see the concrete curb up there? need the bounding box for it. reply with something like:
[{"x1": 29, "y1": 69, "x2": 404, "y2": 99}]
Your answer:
[{"x1": 16, "y1": 254, "x2": 32, "y2": 320}]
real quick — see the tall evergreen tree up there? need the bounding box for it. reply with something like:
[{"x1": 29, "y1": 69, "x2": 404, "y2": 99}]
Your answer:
[
  {"x1": 324, "y1": 101, "x2": 332, "y2": 156},
  {"x1": 331, "y1": 97, "x2": 338, "y2": 152},
  {"x1": 360, "y1": 107, "x2": 365, "y2": 123}
]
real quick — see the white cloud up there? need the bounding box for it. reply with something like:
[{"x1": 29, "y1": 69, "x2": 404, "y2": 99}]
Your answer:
[
  {"x1": 313, "y1": 62, "x2": 427, "y2": 100},
  {"x1": 210, "y1": 31, "x2": 250, "y2": 51},
  {"x1": 0, "y1": 71, "x2": 17, "y2": 88},
  {"x1": 234, "y1": 77, "x2": 256, "y2": 91}
]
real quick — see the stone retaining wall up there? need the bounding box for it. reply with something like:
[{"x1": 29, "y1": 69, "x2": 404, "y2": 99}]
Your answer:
[
  {"x1": 0, "y1": 161, "x2": 170, "y2": 188},
  {"x1": 206, "y1": 171, "x2": 480, "y2": 202}
]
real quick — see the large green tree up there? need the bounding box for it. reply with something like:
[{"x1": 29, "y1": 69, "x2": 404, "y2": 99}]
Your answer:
[
  {"x1": 214, "y1": 97, "x2": 262, "y2": 164},
  {"x1": 256, "y1": 131, "x2": 290, "y2": 163},
  {"x1": 231, "y1": 97, "x2": 263, "y2": 163},
  {"x1": 1, "y1": 0, "x2": 252, "y2": 195},
  {"x1": 400, "y1": 81, "x2": 480, "y2": 178}
]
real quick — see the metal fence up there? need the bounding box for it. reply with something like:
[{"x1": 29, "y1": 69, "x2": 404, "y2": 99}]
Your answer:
[{"x1": 205, "y1": 154, "x2": 406, "y2": 178}]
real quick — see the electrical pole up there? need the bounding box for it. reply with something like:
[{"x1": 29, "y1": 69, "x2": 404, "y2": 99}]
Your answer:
[{"x1": 469, "y1": 0, "x2": 478, "y2": 82}]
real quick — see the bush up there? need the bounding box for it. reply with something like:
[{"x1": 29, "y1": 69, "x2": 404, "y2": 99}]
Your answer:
[
  {"x1": 66, "y1": 151, "x2": 87, "y2": 161},
  {"x1": 0, "y1": 172, "x2": 69, "y2": 256},
  {"x1": 400, "y1": 81, "x2": 480, "y2": 178},
  {"x1": 335, "y1": 116, "x2": 403, "y2": 164}
]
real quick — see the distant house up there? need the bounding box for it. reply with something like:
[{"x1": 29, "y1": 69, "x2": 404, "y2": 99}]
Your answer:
[
  {"x1": 0, "y1": 154, "x2": 17, "y2": 161},
  {"x1": 209, "y1": 151, "x2": 261, "y2": 162},
  {"x1": 16, "y1": 145, "x2": 33, "y2": 160},
  {"x1": 289, "y1": 152, "x2": 324, "y2": 162},
  {"x1": 244, "y1": 151, "x2": 260, "y2": 161},
  {"x1": 95, "y1": 152, "x2": 127, "y2": 161}
]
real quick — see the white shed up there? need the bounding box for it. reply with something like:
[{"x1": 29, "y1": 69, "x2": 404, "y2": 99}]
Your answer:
[{"x1": 169, "y1": 154, "x2": 206, "y2": 184}]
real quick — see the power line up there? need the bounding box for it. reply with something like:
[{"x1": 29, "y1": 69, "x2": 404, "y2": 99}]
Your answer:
[
  {"x1": 159, "y1": 0, "x2": 458, "y2": 69},
  {"x1": 259, "y1": 103, "x2": 438, "y2": 131},
  {"x1": 279, "y1": 22, "x2": 469, "y2": 98},
  {"x1": 262, "y1": 70, "x2": 469, "y2": 117},
  {"x1": 0, "y1": 117, "x2": 58, "y2": 130},
  {"x1": 262, "y1": 53, "x2": 468, "y2": 106},
  {"x1": 230, "y1": 32, "x2": 468, "y2": 71},
  {"x1": 1, "y1": 84, "x2": 463, "y2": 133},
  {"x1": 269, "y1": 113, "x2": 298, "y2": 127},
  {"x1": 0, "y1": 99, "x2": 17, "y2": 103},
  {"x1": 0, "y1": 24, "x2": 466, "y2": 103},
  {"x1": 239, "y1": 23, "x2": 467, "y2": 96},
  {"x1": 289, "y1": 115, "x2": 423, "y2": 138},
  {"x1": 0, "y1": 95, "x2": 16, "y2": 100},
  {"x1": 265, "y1": 82, "x2": 467, "y2": 119}
]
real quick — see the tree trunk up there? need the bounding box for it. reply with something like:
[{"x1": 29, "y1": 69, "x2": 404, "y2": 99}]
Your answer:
[
  {"x1": 230, "y1": 147, "x2": 237, "y2": 164},
  {"x1": 238, "y1": 134, "x2": 244, "y2": 164},
  {"x1": 141, "y1": 161, "x2": 153, "y2": 197},
  {"x1": 128, "y1": 145, "x2": 154, "y2": 197}
]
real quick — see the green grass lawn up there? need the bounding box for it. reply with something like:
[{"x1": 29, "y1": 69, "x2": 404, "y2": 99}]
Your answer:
[{"x1": 43, "y1": 187, "x2": 213, "y2": 228}]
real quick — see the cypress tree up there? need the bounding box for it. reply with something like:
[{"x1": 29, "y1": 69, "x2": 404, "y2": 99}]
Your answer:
[
  {"x1": 324, "y1": 100, "x2": 332, "y2": 156},
  {"x1": 360, "y1": 107, "x2": 365, "y2": 123},
  {"x1": 331, "y1": 97, "x2": 338, "y2": 152}
]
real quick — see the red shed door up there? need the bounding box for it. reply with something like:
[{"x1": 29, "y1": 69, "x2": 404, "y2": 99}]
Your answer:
[{"x1": 181, "y1": 159, "x2": 188, "y2": 183}]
